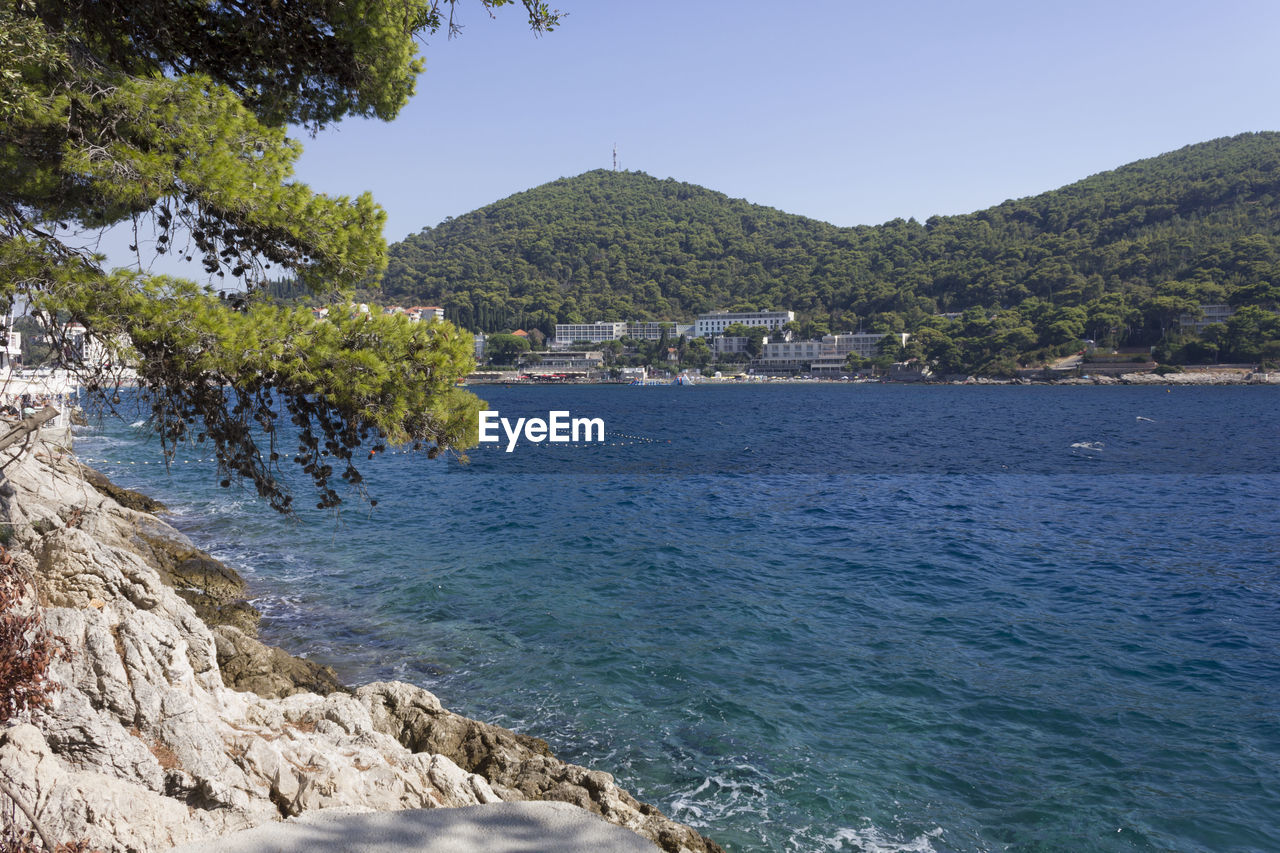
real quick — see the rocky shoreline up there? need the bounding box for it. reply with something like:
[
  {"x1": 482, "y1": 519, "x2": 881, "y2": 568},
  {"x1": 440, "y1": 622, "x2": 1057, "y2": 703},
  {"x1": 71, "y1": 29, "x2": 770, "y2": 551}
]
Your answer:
[{"x1": 0, "y1": 430, "x2": 723, "y2": 852}]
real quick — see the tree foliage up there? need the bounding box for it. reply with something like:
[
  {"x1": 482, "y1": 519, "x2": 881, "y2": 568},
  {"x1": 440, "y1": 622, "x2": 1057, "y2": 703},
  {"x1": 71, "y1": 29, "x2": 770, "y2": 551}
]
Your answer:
[
  {"x1": 383, "y1": 133, "x2": 1280, "y2": 371},
  {"x1": 483, "y1": 332, "x2": 531, "y2": 365},
  {"x1": 0, "y1": 0, "x2": 558, "y2": 510}
]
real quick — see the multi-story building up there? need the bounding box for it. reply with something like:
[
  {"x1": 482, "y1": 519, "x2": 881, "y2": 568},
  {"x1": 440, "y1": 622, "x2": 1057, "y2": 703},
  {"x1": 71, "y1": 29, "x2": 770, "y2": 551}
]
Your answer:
[
  {"x1": 534, "y1": 350, "x2": 605, "y2": 369},
  {"x1": 695, "y1": 310, "x2": 794, "y2": 337},
  {"x1": 827, "y1": 333, "x2": 909, "y2": 360},
  {"x1": 410, "y1": 306, "x2": 445, "y2": 322},
  {"x1": 751, "y1": 333, "x2": 910, "y2": 375},
  {"x1": 752, "y1": 339, "x2": 825, "y2": 373},
  {"x1": 554, "y1": 322, "x2": 628, "y2": 346},
  {"x1": 1178, "y1": 304, "x2": 1235, "y2": 335},
  {"x1": 522, "y1": 350, "x2": 605, "y2": 380},
  {"x1": 62, "y1": 323, "x2": 113, "y2": 369},
  {"x1": 625, "y1": 322, "x2": 695, "y2": 341},
  {"x1": 0, "y1": 329, "x2": 18, "y2": 370},
  {"x1": 554, "y1": 320, "x2": 696, "y2": 346},
  {"x1": 555, "y1": 310, "x2": 798, "y2": 347},
  {"x1": 711, "y1": 336, "x2": 751, "y2": 357}
]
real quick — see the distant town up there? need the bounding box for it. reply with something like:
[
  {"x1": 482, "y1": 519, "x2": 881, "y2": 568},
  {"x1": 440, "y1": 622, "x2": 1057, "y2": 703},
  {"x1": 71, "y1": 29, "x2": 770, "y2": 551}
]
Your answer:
[
  {"x1": 6, "y1": 302, "x2": 1269, "y2": 390},
  {"x1": 299, "y1": 306, "x2": 915, "y2": 383},
  {"x1": 477, "y1": 310, "x2": 914, "y2": 383},
  {"x1": 307, "y1": 304, "x2": 1272, "y2": 385}
]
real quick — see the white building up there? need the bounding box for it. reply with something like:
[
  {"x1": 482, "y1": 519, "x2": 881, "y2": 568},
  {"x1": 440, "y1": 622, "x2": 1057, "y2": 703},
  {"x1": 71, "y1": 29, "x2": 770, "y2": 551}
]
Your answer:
[
  {"x1": 711, "y1": 336, "x2": 751, "y2": 357},
  {"x1": 62, "y1": 323, "x2": 114, "y2": 369},
  {"x1": 410, "y1": 306, "x2": 445, "y2": 322},
  {"x1": 752, "y1": 332, "x2": 910, "y2": 374},
  {"x1": 554, "y1": 320, "x2": 696, "y2": 347},
  {"x1": 826, "y1": 332, "x2": 910, "y2": 360},
  {"x1": 695, "y1": 310, "x2": 794, "y2": 337},
  {"x1": 1, "y1": 329, "x2": 20, "y2": 369},
  {"x1": 625, "y1": 322, "x2": 694, "y2": 341},
  {"x1": 554, "y1": 322, "x2": 628, "y2": 346},
  {"x1": 535, "y1": 350, "x2": 604, "y2": 369}
]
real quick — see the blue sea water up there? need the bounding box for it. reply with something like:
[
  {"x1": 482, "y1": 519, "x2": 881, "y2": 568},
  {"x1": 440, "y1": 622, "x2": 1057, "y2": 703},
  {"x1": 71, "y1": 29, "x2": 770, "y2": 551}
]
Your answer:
[{"x1": 77, "y1": 386, "x2": 1280, "y2": 852}]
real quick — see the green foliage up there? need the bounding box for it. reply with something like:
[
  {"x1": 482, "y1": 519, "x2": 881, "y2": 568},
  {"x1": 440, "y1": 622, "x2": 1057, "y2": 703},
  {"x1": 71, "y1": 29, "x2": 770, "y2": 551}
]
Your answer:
[
  {"x1": 684, "y1": 336, "x2": 712, "y2": 368},
  {"x1": 384, "y1": 133, "x2": 1280, "y2": 372},
  {"x1": 10, "y1": 315, "x2": 50, "y2": 365},
  {"x1": 26, "y1": 0, "x2": 559, "y2": 131},
  {"x1": 484, "y1": 332, "x2": 530, "y2": 365},
  {"x1": 720, "y1": 323, "x2": 767, "y2": 356},
  {"x1": 1, "y1": 0, "x2": 554, "y2": 511},
  {"x1": 55, "y1": 275, "x2": 483, "y2": 511}
]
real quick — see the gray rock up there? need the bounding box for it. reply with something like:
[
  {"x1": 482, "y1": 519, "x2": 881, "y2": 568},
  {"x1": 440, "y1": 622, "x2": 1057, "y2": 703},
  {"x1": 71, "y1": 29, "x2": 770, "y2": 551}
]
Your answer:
[
  {"x1": 167, "y1": 801, "x2": 661, "y2": 853},
  {"x1": 212, "y1": 624, "x2": 346, "y2": 698},
  {"x1": 0, "y1": 723, "x2": 225, "y2": 851},
  {"x1": 358, "y1": 682, "x2": 725, "y2": 853},
  {"x1": 82, "y1": 466, "x2": 166, "y2": 513}
]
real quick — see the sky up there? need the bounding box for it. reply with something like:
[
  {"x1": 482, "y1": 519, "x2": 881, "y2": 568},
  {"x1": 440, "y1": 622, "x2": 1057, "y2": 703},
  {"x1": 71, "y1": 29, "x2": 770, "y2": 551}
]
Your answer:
[{"x1": 95, "y1": 0, "x2": 1280, "y2": 284}]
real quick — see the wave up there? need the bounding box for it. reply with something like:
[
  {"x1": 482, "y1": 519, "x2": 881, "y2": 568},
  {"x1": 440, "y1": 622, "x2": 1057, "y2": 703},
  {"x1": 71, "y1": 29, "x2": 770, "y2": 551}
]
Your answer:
[
  {"x1": 668, "y1": 762, "x2": 781, "y2": 829},
  {"x1": 822, "y1": 825, "x2": 946, "y2": 853}
]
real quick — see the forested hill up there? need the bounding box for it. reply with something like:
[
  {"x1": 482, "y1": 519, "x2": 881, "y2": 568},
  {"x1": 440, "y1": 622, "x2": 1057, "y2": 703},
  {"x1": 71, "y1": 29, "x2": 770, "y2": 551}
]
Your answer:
[
  {"x1": 382, "y1": 168, "x2": 860, "y2": 328},
  {"x1": 381, "y1": 132, "x2": 1280, "y2": 363}
]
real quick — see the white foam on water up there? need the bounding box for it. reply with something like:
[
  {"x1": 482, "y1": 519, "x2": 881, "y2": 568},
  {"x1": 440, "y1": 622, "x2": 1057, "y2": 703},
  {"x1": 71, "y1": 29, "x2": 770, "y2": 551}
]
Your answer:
[
  {"x1": 252, "y1": 593, "x2": 306, "y2": 621},
  {"x1": 823, "y1": 824, "x2": 944, "y2": 852},
  {"x1": 669, "y1": 764, "x2": 775, "y2": 825},
  {"x1": 1069, "y1": 441, "x2": 1104, "y2": 451}
]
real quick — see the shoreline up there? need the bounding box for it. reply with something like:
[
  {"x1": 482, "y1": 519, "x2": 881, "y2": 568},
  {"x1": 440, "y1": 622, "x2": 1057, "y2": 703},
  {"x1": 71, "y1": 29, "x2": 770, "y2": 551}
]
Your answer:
[
  {"x1": 465, "y1": 371, "x2": 1280, "y2": 386},
  {"x1": 0, "y1": 432, "x2": 724, "y2": 852}
]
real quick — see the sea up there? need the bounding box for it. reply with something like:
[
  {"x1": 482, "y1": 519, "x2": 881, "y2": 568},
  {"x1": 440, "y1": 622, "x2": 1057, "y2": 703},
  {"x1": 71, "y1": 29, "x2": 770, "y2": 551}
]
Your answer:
[{"x1": 75, "y1": 385, "x2": 1280, "y2": 853}]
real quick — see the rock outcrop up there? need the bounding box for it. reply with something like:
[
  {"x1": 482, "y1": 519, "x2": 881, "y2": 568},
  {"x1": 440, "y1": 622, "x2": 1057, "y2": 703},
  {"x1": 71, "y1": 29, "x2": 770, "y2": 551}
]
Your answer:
[
  {"x1": 360, "y1": 681, "x2": 719, "y2": 853},
  {"x1": 0, "y1": 434, "x2": 723, "y2": 853}
]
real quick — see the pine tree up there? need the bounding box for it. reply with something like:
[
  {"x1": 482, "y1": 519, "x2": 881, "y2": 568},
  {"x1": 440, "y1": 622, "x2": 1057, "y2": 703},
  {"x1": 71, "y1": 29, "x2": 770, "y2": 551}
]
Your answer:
[{"x1": 0, "y1": 0, "x2": 559, "y2": 511}]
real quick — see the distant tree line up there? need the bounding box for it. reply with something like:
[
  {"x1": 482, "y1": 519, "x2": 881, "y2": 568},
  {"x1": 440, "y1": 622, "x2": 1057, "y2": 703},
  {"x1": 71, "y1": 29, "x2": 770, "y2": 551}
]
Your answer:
[{"x1": 367, "y1": 133, "x2": 1280, "y2": 372}]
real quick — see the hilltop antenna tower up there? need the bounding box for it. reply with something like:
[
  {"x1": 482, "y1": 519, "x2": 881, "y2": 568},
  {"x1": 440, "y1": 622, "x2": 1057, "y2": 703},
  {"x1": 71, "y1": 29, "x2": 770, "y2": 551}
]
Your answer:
[{"x1": 613, "y1": 143, "x2": 618, "y2": 171}]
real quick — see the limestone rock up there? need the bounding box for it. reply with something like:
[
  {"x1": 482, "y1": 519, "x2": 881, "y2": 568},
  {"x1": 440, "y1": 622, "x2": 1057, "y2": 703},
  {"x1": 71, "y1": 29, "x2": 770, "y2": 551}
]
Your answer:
[
  {"x1": 82, "y1": 465, "x2": 166, "y2": 513},
  {"x1": 358, "y1": 681, "x2": 725, "y2": 853},
  {"x1": 0, "y1": 723, "x2": 226, "y2": 851},
  {"x1": 132, "y1": 518, "x2": 260, "y2": 636},
  {"x1": 213, "y1": 624, "x2": 346, "y2": 699},
  {"x1": 0, "y1": 438, "x2": 721, "y2": 853}
]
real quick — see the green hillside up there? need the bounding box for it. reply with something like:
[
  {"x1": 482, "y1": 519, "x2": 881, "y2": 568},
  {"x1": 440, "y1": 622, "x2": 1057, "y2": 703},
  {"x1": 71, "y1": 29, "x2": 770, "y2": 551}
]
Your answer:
[{"x1": 381, "y1": 133, "x2": 1280, "y2": 371}]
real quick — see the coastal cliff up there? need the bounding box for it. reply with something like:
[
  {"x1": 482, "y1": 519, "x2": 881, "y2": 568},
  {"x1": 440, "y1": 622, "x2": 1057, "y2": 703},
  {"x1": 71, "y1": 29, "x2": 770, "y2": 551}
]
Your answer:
[{"x1": 0, "y1": 431, "x2": 722, "y2": 853}]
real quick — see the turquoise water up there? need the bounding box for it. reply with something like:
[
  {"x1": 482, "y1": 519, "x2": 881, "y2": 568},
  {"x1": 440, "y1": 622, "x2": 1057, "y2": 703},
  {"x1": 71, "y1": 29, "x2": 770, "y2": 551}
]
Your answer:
[{"x1": 79, "y1": 386, "x2": 1280, "y2": 852}]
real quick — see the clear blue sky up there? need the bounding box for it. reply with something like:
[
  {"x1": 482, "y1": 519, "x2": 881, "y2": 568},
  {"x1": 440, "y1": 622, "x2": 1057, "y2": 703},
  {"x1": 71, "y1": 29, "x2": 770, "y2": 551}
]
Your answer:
[{"x1": 99, "y1": 0, "x2": 1280, "y2": 282}]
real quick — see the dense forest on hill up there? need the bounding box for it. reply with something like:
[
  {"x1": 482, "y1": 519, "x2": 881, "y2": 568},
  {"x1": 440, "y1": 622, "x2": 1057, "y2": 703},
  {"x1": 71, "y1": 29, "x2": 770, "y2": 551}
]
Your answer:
[{"x1": 376, "y1": 133, "x2": 1280, "y2": 372}]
